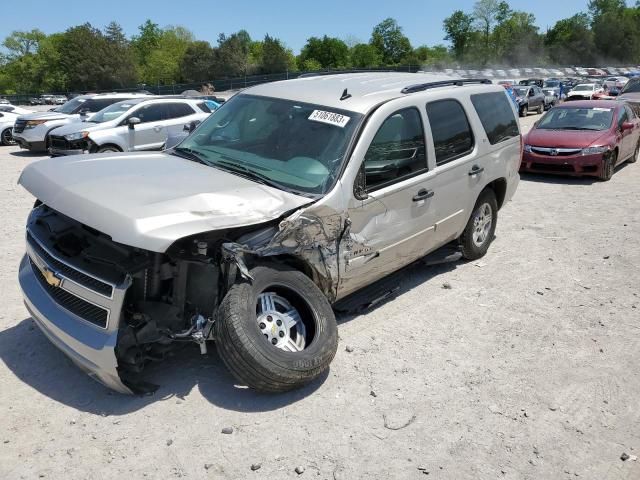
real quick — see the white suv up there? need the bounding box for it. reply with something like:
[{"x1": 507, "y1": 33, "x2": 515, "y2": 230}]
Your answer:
[
  {"x1": 12, "y1": 93, "x2": 152, "y2": 152},
  {"x1": 18, "y1": 73, "x2": 521, "y2": 394},
  {"x1": 48, "y1": 98, "x2": 211, "y2": 155}
]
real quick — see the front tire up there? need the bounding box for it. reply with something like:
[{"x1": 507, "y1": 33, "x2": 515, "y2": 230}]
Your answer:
[
  {"x1": 1, "y1": 127, "x2": 15, "y2": 146},
  {"x1": 599, "y1": 151, "x2": 616, "y2": 181},
  {"x1": 460, "y1": 189, "x2": 498, "y2": 260},
  {"x1": 214, "y1": 263, "x2": 338, "y2": 392},
  {"x1": 97, "y1": 145, "x2": 121, "y2": 153},
  {"x1": 629, "y1": 140, "x2": 639, "y2": 164},
  {"x1": 519, "y1": 105, "x2": 527, "y2": 117}
]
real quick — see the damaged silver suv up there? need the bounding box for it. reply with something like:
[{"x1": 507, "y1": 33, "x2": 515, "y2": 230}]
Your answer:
[{"x1": 18, "y1": 73, "x2": 521, "y2": 394}]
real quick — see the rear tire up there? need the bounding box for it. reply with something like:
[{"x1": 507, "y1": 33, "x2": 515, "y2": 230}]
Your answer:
[
  {"x1": 1, "y1": 127, "x2": 15, "y2": 146},
  {"x1": 599, "y1": 151, "x2": 616, "y2": 181},
  {"x1": 519, "y1": 105, "x2": 527, "y2": 117},
  {"x1": 537, "y1": 103, "x2": 544, "y2": 114},
  {"x1": 214, "y1": 263, "x2": 338, "y2": 392},
  {"x1": 460, "y1": 189, "x2": 498, "y2": 260}
]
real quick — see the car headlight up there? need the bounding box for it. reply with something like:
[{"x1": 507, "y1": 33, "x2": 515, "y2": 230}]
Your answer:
[
  {"x1": 64, "y1": 131, "x2": 89, "y2": 141},
  {"x1": 582, "y1": 146, "x2": 609, "y2": 155},
  {"x1": 524, "y1": 144, "x2": 532, "y2": 153},
  {"x1": 24, "y1": 119, "x2": 50, "y2": 129}
]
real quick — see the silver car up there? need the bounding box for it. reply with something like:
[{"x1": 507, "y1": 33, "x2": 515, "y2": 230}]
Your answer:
[
  {"x1": 48, "y1": 98, "x2": 211, "y2": 155},
  {"x1": 18, "y1": 73, "x2": 520, "y2": 394}
]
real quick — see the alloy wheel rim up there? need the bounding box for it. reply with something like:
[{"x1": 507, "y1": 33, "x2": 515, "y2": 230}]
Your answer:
[
  {"x1": 2, "y1": 129, "x2": 14, "y2": 145},
  {"x1": 256, "y1": 292, "x2": 306, "y2": 352},
  {"x1": 472, "y1": 203, "x2": 492, "y2": 247}
]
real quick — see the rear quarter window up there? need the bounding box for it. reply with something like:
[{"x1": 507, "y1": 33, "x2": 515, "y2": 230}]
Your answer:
[
  {"x1": 426, "y1": 99, "x2": 474, "y2": 166},
  {"x1": 470, "y1": 92, "x2": 519, "y2": 145}
]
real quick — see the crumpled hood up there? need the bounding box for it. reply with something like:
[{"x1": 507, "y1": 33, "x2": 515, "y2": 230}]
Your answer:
[
  {"x1": 18, "y1": 152, "x2": 313, "y2": 252},
  {"x1": 525, "y1": 129, "x2": 610, "y2": 149},
  {"x1": 51, "y1": 121, "x2": 104, "y2": 136},
  {"x1": 18, "y1": 111, "x2": 75, "y2": 121}
]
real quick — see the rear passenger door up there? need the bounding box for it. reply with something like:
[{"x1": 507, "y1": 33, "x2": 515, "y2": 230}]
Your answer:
[
  {"x1": 424, "y1": 99, "x2": 479, "y2": 245},
  {"x1": 164, "y1": 103, "x2": 199, "y2": 137}
]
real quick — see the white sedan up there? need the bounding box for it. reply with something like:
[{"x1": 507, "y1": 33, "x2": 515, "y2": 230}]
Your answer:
[
  {"x1": 0, "y1": 104, "x2": 33, "y2": 115},
  {"x1": 566, "y1": 83, "x2": 603, "y2": 101}
]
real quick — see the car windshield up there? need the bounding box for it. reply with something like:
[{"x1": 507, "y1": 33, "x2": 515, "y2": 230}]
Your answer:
[
  {"x1": 89, "y1": 102, "x2": 136, "y2": 123},
  {"x1": 544, "y1": 81, "x2": 560, "y2": 88},
  {"x1": 536, "y1": 107, "x2": 614, "y2": 131},
  {"x1": 573, "y1": 85, "x2": 594, "y2": 91},
  {"x1": 53, "y1": 97, "x2": 86, "y2": 114},
  {"x1": 514, "y1": 87, "x2": 528, "y2": 96},
  {"x1": 621, "y1": 79, "x2": 640, "y2": 93},
  {"x1": 543, "y1": 89, "x2": 555, "y2": 95},
  {"x1": 175, "y1": 94, "x2": 363, "y2": 196}
]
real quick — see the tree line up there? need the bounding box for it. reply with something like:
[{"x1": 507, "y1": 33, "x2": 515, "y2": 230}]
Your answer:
[{"x1": 1, "y1": 0, "x2": 639, "y2": 95}]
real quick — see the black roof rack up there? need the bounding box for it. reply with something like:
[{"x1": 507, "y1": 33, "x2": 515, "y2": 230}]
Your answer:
[{"x1": 401, "y1": 78, "x2": 492, "y2": 94}]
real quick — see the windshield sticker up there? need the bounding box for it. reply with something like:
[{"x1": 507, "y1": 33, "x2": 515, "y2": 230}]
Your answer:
[
  {"x1": 592, "y1": 108, "x2": 612, "y2": 111},
  {"x1": 308, "y1": 110, "x2": 350, "y2": 128}
]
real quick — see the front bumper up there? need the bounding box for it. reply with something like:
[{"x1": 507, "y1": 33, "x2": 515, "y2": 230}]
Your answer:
[
  {"x1": 521, "y1": 151, "x2": 604, "y2": 177},
  {"x1": 18, "y1": 253, "x2": 133, "y2": 394},
  {"x1": 13, "y1": 135, "x2": 46, "y2": 152}
]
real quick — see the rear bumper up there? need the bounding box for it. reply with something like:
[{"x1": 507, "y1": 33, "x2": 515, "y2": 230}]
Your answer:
[
  {"x1": 18, "y1": 254, "x2": 132, "y2": 394},
  {"x1": 521, "y1": 152, "x2": 604, "y2": 177}
]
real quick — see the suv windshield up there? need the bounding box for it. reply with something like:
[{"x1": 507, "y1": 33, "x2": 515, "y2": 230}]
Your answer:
[
  {"x1": 89, "y1": 101, "x2": 138, "y2": 123},
  {"x1": 514, "y1": 87, "x2": 528, "y2": 97},
  {"x1": 543, "y1": 80, "x2": 560, "y2": 88},
  {"x1": 176, "y1": 94, "x2": 363, "y2": 196},
  {"x1": 53, "y1": 97, "x2": 86, "y2": 114},
  {"x1": 536, "y1": 107, "x2": 613, "y2": 131}
]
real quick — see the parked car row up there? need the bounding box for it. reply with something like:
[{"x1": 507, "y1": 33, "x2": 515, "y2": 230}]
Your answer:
[{"x1": 3, "y1": 93, "x2": 218, "y2": 154}]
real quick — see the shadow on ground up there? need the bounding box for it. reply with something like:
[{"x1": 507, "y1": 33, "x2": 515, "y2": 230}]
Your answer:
[
  {"x1": 1, "y1": 255, "x2": 458, "y2": 415},
  {"x1": 10, "y1": 150, "x2": 46, "y2": 158},
  {"x1": 520, "y1": 162, "x2": 631, "y2": 185}
]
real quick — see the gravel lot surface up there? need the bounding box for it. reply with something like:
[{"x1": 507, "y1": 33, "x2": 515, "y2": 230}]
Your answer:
[{"x1": 1, "y1": 113, "x2": 638, "y2": 480}]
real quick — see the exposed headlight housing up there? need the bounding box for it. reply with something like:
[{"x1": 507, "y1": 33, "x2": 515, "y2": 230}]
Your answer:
[
  {"x1": 64, "y1": 131, "x2": 89, "y2": 141},
  {"x1": 524, "y1": 144, "x2": 532, "y2": 153},
  {"x1": 582, "y1": 146, "x2": 610, "y2": 155}
]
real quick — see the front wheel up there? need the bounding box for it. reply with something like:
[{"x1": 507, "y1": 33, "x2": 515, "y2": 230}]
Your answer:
[
  {"x1": 460, "y1": 189, "x2": 498, "y2": 260},
  {"x1": 629, "y1": 141, "x2": 639, "y2": 164},
  {"x1": 1, "y1": 127, "x2": 15, "y2": 146},
  {"x1": 214, "y1": 263, "x2": 338, "y2": 392},
  {"x1": 97, "y1": 145, "x2": 121, "y2": 153},
  {"x1": 599, "y1": 151, "x2": 616, "y2": 181},
  {"x1": 519, "y1": 105, "x2": 527, "y2": 117}
]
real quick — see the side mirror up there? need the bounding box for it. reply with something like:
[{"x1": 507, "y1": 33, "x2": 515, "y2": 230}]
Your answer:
[
  {"x1": 528, "y1": 90, "x2": 535, "y2": 97},
  {"x1": 79, "y1": 109, "x2": 89, "y2": 117},
  {"x1": 183, "y1": 120, "x2": 200, "y2": 133},
  {"x1": 128, "y1": 117, "x2": 141, "y2": 129},
  {"x1": 354, "y1": 166, "x2": 368, "y2": 200},
  {"x1": 622, "y1": 121, "x2": 634, "y2": 131}
]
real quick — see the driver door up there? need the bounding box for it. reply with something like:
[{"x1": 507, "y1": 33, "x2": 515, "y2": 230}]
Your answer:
[
  {"x1": 126, "y1": 104, "x2": 169, "y2": 151},
  {"x1": 339, "y1": 102, "x2": 439, "y2": 297}
]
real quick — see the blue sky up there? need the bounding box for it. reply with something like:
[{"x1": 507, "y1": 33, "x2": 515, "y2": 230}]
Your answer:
[{"x1": 0, "y1": 1, "x2": 624, "y2": 53}]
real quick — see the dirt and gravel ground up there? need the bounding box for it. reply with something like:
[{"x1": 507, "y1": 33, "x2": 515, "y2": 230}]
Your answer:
[{"x1": 0, "y1": 113, "x2": 638, "y2": 480}]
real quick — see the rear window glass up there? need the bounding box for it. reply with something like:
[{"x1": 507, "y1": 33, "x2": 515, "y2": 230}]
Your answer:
[
  {"x1": 426, "y1": 99, "x2": 474, "y2": 166},
  {"x1": 470, "y1": 92, "x2": 519, "y2": 145}
]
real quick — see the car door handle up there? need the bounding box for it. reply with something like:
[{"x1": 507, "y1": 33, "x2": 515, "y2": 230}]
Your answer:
[
  {"x1": 153, "y1": 125, "x2": 163, "y2": 132},
  {"x1": 468, "y1": 165, "x2": 484, "y2": 176},
  {"x1": 412, "y1": 189, "x2": 434, "y2": 202}
]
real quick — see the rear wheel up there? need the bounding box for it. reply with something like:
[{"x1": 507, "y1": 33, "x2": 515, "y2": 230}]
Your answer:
[
  {"x1": 460, "y1": 189, "x2": 498, "y2": 260},
  {"x1": 537, "y1": 103, "x2": 544, "y2": 114},
  {"x1": 599, "y1": 151, "x2": 616, "y2": 181},
  {"x1": 214, "y1": 263, "x2": 338, "y2": 392},
  {"x1": 1, "y1": 127, "x2": 15, "y2": 146},
  {"x1": 519, "y1": 105, "x2": 527, "y2": 117}
]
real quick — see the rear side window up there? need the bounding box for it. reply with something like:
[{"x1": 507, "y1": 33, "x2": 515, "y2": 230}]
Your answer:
[
  {"x1": 426, "y1": 100, "x2": 474, "y2": 165},
  {"x1": 363, "y1": 108, "x2": 427, "y2": 191},
  {"x1": 470, "y1": 92, "x2": 519, "y2": 145},
  {"x1": 134, "y1": 104, "x2": 167, "y2": 123},
  {"x1": 197, "y1": 101, "x2": 212, "y2": 113},
  {"x1": 167, "y1": 103, "x2": 196, "y2": 119}
]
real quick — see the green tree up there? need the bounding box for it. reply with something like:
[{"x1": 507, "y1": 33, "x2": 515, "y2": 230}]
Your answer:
[
  {"x1": 103, "y1": 22, "x2": 137, "y2": 88},
  {"x1": 2, "y1": 29, "x2": 46, "y2": 58},
  {"x1": 299, "y1": 36, "x2": 349, "y2": 69},
  {"x1": 140, "y1": 26, "x2": 194, "y2": 84},
  {"x1": 472, "y1": 0, "x2": 502, "y2": 62},
  {"x1": 217, "y1": 30, "x2": 253, "y2": 77},
  {"x1": 260, "y1": 34, "x2": 289, "y2": 74},
  {"x1": 350, "y1": 43, "x2": 382, "y2": 68},
  {"x1": 180, "y1": 41, "x2": 216, "y2": 82},
  {"x1": 370, "y1": 18, "x2": 412, "y2": 65},
  {"x1": 131, "y1": 20, "x2": 162, "y2": 67},
  {"x1": 443, "y1": 10, "x2": 474, "y2": 59},
  {"x1": 492, "y1": 11, "x2": 543, "y2": 65},
  {"x1": 545, "y1": 13, "x2": 596, "y2": 65}
]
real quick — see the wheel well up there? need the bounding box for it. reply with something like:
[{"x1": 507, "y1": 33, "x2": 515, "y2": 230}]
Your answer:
[
  {"x1": 97, "y1": 143, "x2": 123, "y2": 152},
  {"x1": 260, "y1": 254, "x2": 331, "y2": 297},
  {"x1": 485, "y1": 178, "x2": 508, "y2": 210}
]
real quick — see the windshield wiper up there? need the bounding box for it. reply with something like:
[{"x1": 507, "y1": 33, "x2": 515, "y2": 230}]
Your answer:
[
  {"x1": 214, "y1": 159, "x2": 286, "y2": 190},
  {"x1": 561, "y1": 127, "x2": 601, "y2": 131},
  {"x1": 172, "y1": 146, "x2": 210, "y2": 165}
]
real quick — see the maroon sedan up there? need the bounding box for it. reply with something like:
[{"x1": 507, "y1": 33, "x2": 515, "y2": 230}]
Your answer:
[{"x1": 521, "y1": 100, "x2": 639, "y2": 180}]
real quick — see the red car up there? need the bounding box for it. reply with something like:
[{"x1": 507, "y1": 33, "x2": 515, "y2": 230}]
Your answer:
[{"x1": 521, "y1": 100, "x2": 640, "y2": 180}]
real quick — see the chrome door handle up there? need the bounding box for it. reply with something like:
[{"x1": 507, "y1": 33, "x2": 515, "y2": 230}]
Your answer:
[
  {"x1": 412, "y1": 189, "x2": 434, "y2": 202},
  {"x1": 469, "y1": 165, "x2": 484, "y2": 176}
]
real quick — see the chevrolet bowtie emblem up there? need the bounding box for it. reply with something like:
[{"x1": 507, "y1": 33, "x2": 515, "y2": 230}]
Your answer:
[{"x1": 38, "y1": 263, "x2": 62, "y2": 288}]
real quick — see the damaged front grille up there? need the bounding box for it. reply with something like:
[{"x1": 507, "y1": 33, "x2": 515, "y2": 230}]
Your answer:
[
  {"x1": 27, "y1": 231, "x2": 114, "y2": 297},
  {"x1": 30, "y1": 258, "x2": 109, "y2": 328}
]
